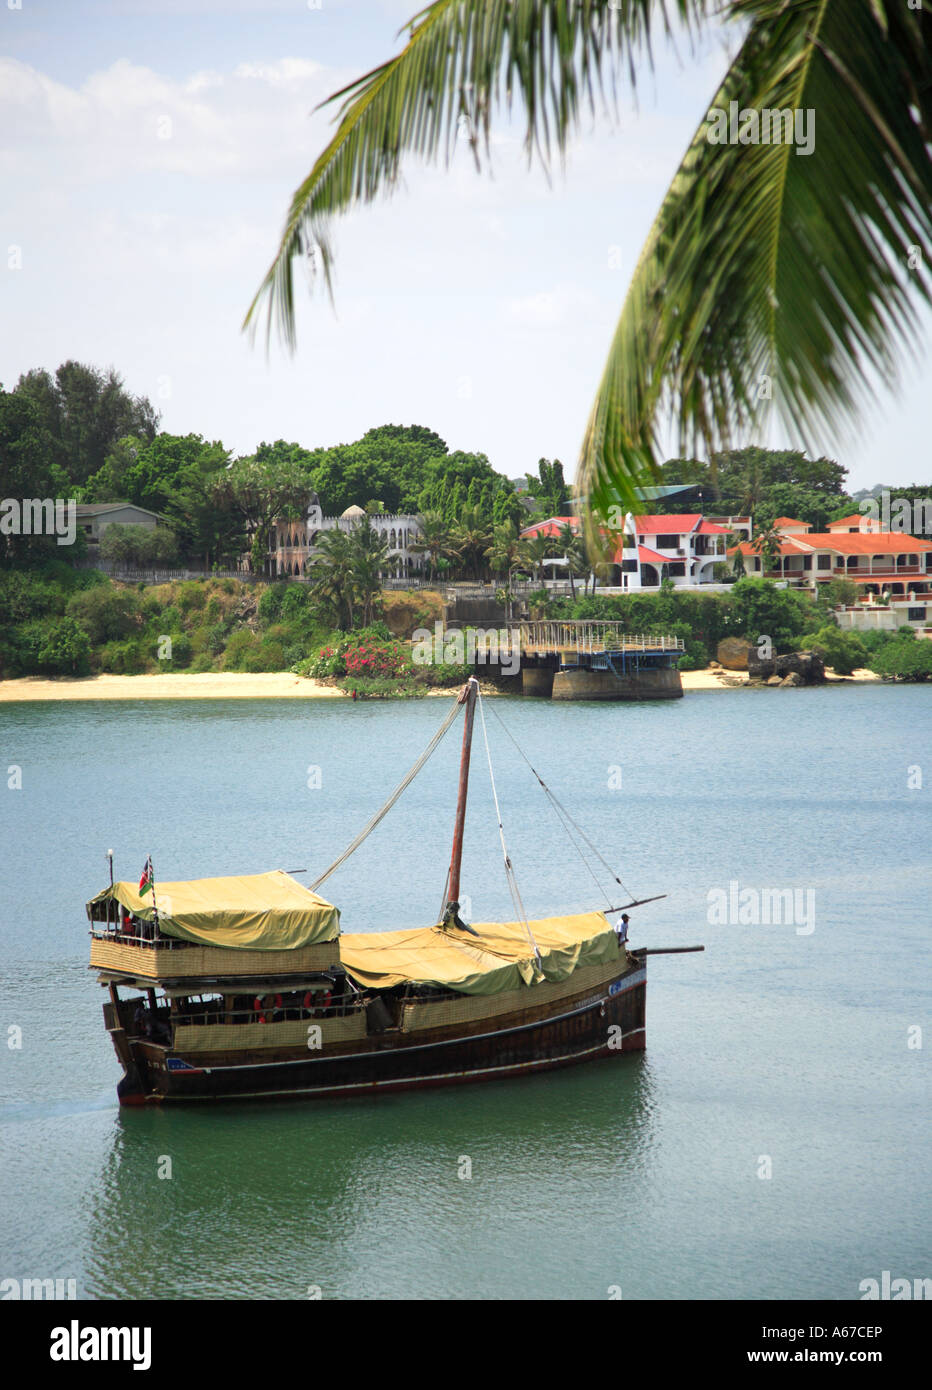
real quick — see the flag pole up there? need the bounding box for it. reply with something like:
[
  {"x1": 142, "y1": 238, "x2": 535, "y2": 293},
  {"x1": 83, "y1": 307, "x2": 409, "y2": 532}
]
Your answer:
[{"x1": 148, "y1": 856, "x2": 161, "y2": 939}]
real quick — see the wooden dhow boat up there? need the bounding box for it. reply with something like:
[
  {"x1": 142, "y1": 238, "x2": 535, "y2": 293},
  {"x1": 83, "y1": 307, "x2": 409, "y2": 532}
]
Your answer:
[{"x1": 87, "y1": 679, "x2": 702, "y2": 1105}]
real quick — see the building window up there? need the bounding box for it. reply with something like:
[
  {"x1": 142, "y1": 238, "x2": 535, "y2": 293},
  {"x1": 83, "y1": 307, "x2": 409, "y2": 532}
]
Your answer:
[
  {"x1": 668, "y1": 562, "x2": 685, "y2": 577},
  {"x1": 621, "y1": 559, "x2": 638, "y2": 573},
  {"x1": 657, "y1": 534, "x2": 680, "y2": 549},
  {"x1": 908, "y1": 607, "x2": 926, "y2": 621},
  {"x1": 817, "y1": 554, "x2": 831, "y2": 570}
]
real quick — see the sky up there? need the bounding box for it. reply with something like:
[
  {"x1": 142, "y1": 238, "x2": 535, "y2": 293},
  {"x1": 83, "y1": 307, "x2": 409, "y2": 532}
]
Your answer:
[{"x1": 1, "y1": 0, "x2": 929, "y2": 493}]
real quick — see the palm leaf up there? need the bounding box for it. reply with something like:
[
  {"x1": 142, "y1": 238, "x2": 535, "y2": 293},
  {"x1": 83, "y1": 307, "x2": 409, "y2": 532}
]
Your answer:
[
  {"x1": 578, "y1": 0, "x2": 932, "y2": 531},
  {"x1": 244, "y1": 0, "x2": 708, "y2": 348}
]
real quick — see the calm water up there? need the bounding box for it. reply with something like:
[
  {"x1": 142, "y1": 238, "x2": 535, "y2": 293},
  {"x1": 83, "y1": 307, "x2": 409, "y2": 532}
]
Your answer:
[{"x1": 1, "y1": 687, "x2": 929, "y2": 1300}]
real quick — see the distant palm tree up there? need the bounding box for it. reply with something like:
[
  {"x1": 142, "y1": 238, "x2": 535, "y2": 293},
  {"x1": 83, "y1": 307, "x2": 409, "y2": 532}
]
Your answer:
[
  {"x1": 726, "y1": 529, "x2": 747, "y2": 577},
  {"x1": 447, "y1": 505, "x2": 492, "y2": 580},
  {"x1": 751, "y1": 521, "x2": 783, "y2": 575},
  {"x1": 556, "y1": 522, "x2": 588, "y2": 601},
  {"x1": 310, "y1": 527, "x2": 356, "y2": 629},
  {"x1": 348, "y1": 516, "x2": 389, "y2": 625},
  {"x1": 246, "y1": 2, "x2": 932, "y2": 529},
  {"x1": 409, "y1": 510, "x2": 449, "y2": 582},
  {"x1": 487, "y1": 522, "x2": 524, "y2": 581},
  {"x1": 520, "y1": 532, "x2": 557, "y2": 585}
]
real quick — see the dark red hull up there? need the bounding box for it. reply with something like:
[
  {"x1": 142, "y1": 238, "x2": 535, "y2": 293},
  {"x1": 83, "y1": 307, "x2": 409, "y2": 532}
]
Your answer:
[{"x1": 116, "y1": 965, "x2": 647, "y2": 1105}]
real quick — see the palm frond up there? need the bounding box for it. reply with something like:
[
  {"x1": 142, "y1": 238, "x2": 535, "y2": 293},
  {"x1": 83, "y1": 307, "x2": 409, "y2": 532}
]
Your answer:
[
  {"x1": 244, "y1": 0, "x2": 708, "y2": 346},
  {"x1": 579, "y1": 0, "x2": 932, "y2": 530}
]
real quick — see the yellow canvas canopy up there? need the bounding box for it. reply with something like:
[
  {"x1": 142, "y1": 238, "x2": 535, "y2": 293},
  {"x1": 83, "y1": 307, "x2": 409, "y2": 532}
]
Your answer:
[
  {"x1": 86, "y1": 870, "x2": 340, "y2": 949},
  {"x1": 339, "y1": 911, "x2": 619, "y2": 996}
]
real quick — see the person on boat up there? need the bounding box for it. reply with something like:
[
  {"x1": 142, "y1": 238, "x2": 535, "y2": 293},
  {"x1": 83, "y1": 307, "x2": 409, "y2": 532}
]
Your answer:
[
  {"x1": 121, "y1": 909, "x2": 134, "y2": 937},
  {"x1": 617, "y1": 914, "x2": 631, "y2": 945}
]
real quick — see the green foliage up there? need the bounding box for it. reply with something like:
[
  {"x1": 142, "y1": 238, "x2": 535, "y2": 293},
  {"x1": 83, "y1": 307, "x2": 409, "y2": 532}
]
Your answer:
[
  {"x1": 34, "y1": 617, "x2": 92, "y2": 674},
  {"x1": 13, "y1": 362, "x2": 158, "y2": 487},
  {"x1": 65, "y1": 586, "x2": 142, "y2": 644},
  {"x1": 0, "y1": 387, "x2": 71, "y2": 567},
  {"x1": 799, "y1": 625, "x2": 868, "y2": 676},
  {"x1": 158, "y1": 632, "x2": 192, "y2": 668},
  {"x1": 98, "y1": 522, "x2": 179, "y2": 567},
  {"x1": 870, "y1": 637, "x2": 932, "y2": 681},
  {"x1": 726, "y1": 578, "x2": 816, "y2": 653}
]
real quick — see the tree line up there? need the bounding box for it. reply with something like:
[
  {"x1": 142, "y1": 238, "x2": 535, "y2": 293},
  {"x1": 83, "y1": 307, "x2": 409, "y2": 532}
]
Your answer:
[{"x1": 0, "y1": 361, "x2": 577, "y2": 574}]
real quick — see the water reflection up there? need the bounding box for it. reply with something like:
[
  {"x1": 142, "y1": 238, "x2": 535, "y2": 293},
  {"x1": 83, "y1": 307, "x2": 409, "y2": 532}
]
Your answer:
[{"x1": 85, "y1": 1056, "x2": 657, "y2": 1299}]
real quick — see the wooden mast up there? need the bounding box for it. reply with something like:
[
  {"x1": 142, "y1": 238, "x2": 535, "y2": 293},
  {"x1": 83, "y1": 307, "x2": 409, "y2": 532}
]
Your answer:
[{"x1": 444, "y1": 677, "x2": 478, "y2": 923}]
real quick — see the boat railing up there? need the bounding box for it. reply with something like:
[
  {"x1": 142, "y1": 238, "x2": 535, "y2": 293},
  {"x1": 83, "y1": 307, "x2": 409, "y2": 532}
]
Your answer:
[
  {"x1": 169, "y1": 994, "x2": 361, "y2": 1026},
  {"x1": 90, "y1": 927, "x2": 196, "y2": 949}
]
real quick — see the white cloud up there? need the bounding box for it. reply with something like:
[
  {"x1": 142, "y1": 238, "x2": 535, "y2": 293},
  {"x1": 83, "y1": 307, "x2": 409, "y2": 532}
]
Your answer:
[
  {"x1": 0, "y1": 55, "x2": 343, "y2": 181},
  {"x1": 504, "y1": 285, "x2": 604, "y2": 330}
]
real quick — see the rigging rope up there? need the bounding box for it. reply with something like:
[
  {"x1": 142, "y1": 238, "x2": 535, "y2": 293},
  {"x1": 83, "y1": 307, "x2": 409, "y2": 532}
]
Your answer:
[
  {"x1": 309, "y1": 693, "x2": 463, "y2": 892},
  {"x1": 485, "y1": 699, "x2": 636, "y2": 905},
  {"x1": 476, "y1": 688, "x2": 541, "y2": 966}
]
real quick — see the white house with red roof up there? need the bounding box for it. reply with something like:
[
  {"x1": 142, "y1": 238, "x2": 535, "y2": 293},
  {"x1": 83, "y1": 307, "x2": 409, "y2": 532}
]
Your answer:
[
  {"x1": 729, "y1": 530, "x2": 932, "y2": 632},
  {"x1": 520, "y1": 513, "x2": 730, "y2": 590},
  {"x1": 825, "y1": 513, "x2": 883, "y2": 534}
]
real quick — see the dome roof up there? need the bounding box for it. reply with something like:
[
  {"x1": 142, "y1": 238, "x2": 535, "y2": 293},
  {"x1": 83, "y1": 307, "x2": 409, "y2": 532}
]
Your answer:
[{"x1": 340, "y1": 504, "x2": 366, "y2": 518}]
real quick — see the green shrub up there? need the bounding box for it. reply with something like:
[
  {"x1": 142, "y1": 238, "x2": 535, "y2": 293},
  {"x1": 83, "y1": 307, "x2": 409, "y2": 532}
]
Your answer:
[
  {"x1": 340, "y1": 675, "x2": 422, "y2": 699},
  {"x1": 34, "y1": 617, "x2": 91, "y2": 675},
  {"x1": 65, "y1": 585, "x2": 142, "y2": 644},
  {"x1": 222, "y1": 630, "x2": 261, "y2": 671},
  {"x1": 155, "y1": 605, "x2": 182, "y2": 632},
  {"x1": 158, "y1": 632, "x2": 192, "y2": 668},
  {"x1": 96, "y1": 638, "x2": 149, "y2": 674},
  {"x1": 177, "y1": 580, "x2": 207, "y2": 613},
  {"x1": 870, "y1": 638, "x2": 932, "y2": 681},
  {"x1": 799, "y1": 625, "x2": 868, "y2": 676}
]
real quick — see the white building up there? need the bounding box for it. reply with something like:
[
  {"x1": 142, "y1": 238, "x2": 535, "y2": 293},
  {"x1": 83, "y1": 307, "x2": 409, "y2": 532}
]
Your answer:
[
  {"x1": 267, "y1": 493, "x2": 423, "y2": 578},
  {"x1": 520, "y1": 513, "x2": 730, "y2": 590}
]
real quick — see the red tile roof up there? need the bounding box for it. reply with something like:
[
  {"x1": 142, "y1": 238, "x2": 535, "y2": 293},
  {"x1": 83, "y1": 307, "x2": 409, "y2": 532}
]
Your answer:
[
  {"x1": 634, "y1": 514, "x2": 702, "y2": 534},
  {"x1": 826, "y1": 514, "x2": 866, "y2": 528},
  {"x1": 520, "y1": 517, "x2": 579, "y2": 539},
  {"x1": 637, "y1": 544, "x2": 670, "y2": 564},
  {"x1": 696, "y1": 520, "x2": 730, "y2": 535},
  {"x1": 800, "y1": 533, "x2": 932, "y2": 554},
  {"x1": 773, "y1": 516, "x2": 809, "y2": 526},
  {"x1": 730, "y1": 533, "x2": 932, "y2": 559}
]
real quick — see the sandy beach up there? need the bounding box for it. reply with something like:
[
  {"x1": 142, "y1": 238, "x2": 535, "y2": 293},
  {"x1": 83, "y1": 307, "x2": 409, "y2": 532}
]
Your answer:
[
  {"x1": 0, "y1": 672, "x2": 346, "y2": 700},
  {"x1": 0, "y1": 668, "x2": 882, "y2": 700}
]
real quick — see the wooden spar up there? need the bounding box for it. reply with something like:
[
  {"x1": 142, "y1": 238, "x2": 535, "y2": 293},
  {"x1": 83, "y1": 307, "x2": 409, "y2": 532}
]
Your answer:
[
  {"x1": 632, "y1": 946, "x2": 705, "y2": 956},
  {"x1": 603, "y1": 895, "x2": 667, "y2": 914},
  {"x1": 446, "y1": 678, "x2": 478, "y2": 910}
]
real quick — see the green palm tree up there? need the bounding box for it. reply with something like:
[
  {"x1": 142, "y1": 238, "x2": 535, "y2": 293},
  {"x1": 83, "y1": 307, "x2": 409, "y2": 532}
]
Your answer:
[
  {"x1": 348, "y1": 516, "x2": 389, "y2": 625},
  {"x1": 556, "y1": 522, "x2": 589, "y2": 601},
  {"x1": 487, "y1": 521, "x2": 523, "y2": 580},
  {"x1": 726, "y1": 529, "x2": 748, "y2": 577},
  {"x1": 520, "y1": 532, "x2": 557, "y2": 585},
  {"x1": 751, "y1": 520, "x2": 783, "y2": 574},
  {"x1": 447, "y1": 505, "x2": 492, "y2": 580},
  {"x1": 310, "y1": 527, "x2": 356, "y2": 629},
  {"x1": 408, "y1": 510, "x2": 449, "y2": 582},
  {"x1": 246, "y1": 2, "x2": 932, "y2": 530}
]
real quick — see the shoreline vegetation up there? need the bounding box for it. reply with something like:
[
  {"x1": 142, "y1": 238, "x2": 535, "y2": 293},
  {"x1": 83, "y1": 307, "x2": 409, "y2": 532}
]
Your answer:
[
  {"x1": 0, "y1": 565, "x2": 921, "y2": 699},
  {"x1": 0, "y1": 667, "x2": 882, "y2": 701}
]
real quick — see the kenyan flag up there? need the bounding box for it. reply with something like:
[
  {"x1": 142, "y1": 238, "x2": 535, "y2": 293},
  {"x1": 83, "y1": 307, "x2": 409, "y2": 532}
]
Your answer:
[{"x1": 138, "y1": 860, "x2": 153, "y2": 897}]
